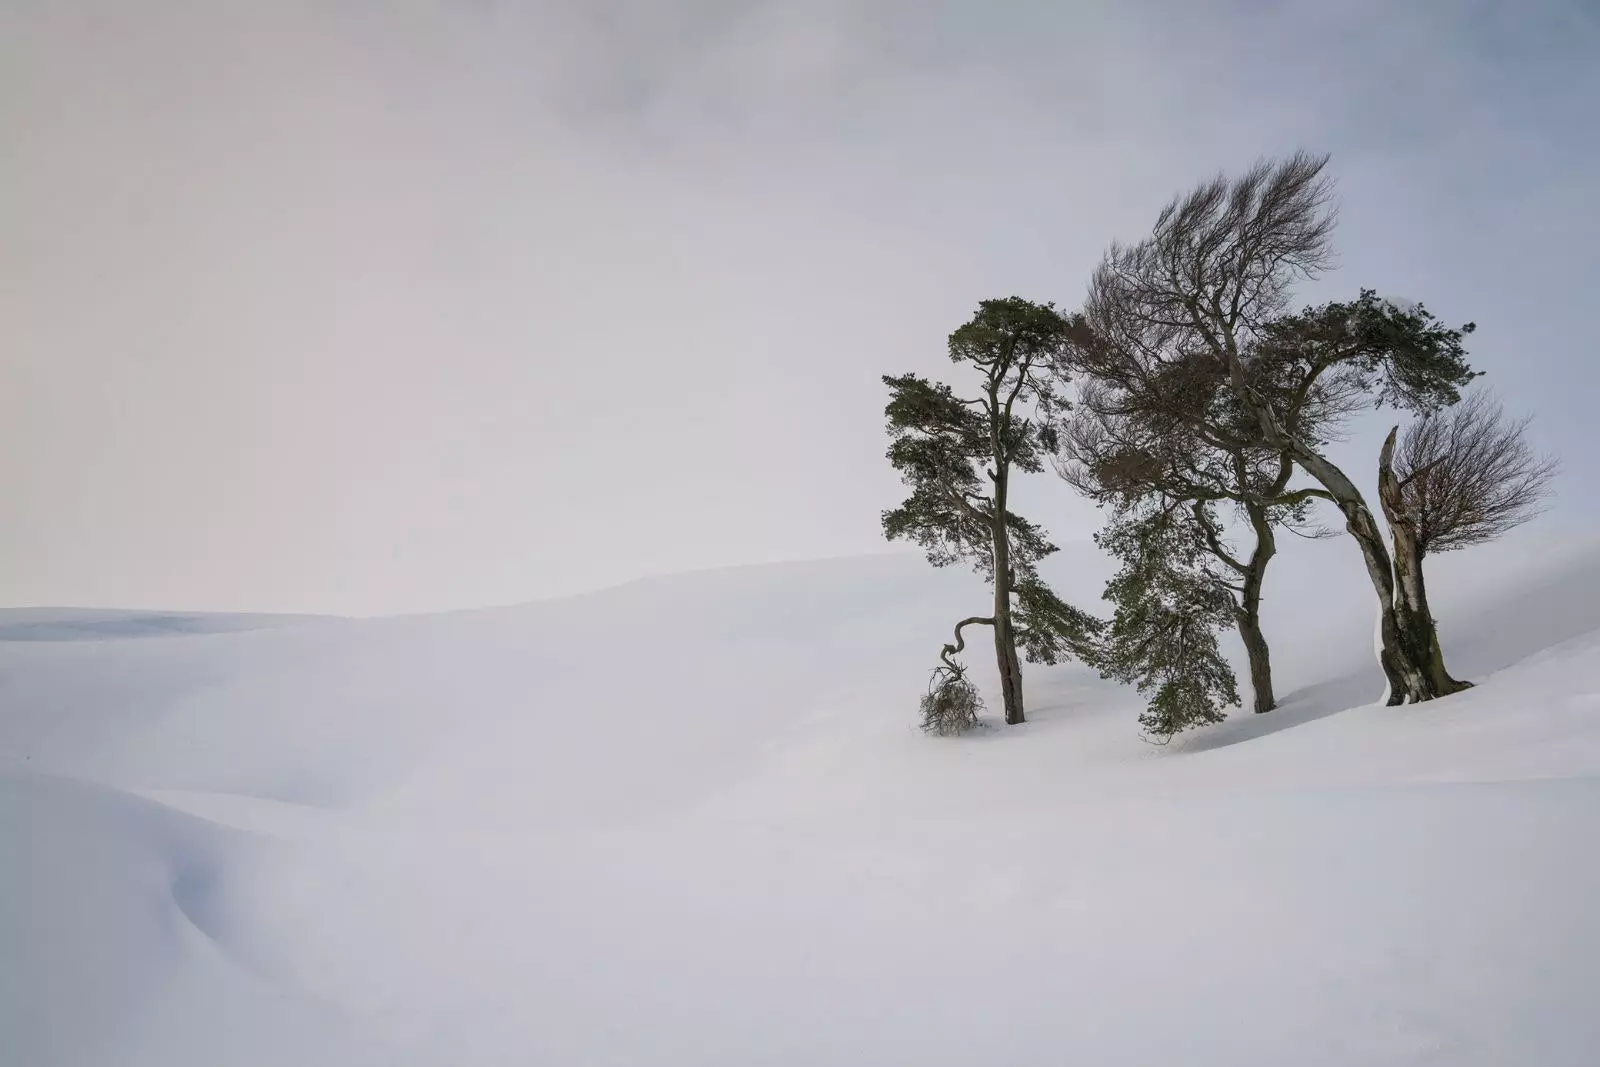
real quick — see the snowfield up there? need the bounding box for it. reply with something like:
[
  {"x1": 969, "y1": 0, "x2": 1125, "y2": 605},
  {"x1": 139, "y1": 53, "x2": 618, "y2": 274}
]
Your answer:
[{"x1": 5, "y1": 536, "x2": 1600, "y2": 1065}]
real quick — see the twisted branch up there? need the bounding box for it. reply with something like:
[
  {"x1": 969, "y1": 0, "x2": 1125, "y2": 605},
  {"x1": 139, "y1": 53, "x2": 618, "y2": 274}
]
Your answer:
[{"x1": 941, "y1": 615, "x2": 996, "y2": 671}]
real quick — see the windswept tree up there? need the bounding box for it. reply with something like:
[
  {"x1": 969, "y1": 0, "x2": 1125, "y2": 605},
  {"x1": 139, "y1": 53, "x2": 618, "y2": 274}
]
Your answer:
[
  {"x1": 1240, "y1": 293, "x2": 1479, "y2": 702},
  {"x1": 1055, "y1": 153, "x2": 1356, "y2": 717},
  {"x1": 1079, "y1": 152, "x2": 1480, "y2": 704},
  {"x1": 1055, "y1": 369, "x2": 1330, "y2": 716},
  {"x1": 883, "y1": 297, "x2": 1099, "y2": 727},
  {"x1": 1375, "y1": 390, "x2": 1558, "y2": 694}
]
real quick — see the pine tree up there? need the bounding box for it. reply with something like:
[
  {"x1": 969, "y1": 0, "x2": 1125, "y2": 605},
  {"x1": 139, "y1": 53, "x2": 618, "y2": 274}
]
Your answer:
[{"x1": 883, "y1": 298, "x2": 1099, "y2": 728}]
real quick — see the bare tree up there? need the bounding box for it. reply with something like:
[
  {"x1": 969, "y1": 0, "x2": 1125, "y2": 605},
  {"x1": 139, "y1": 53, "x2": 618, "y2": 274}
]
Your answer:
[
  {"x1": 1375, "y1": 390, "x2": 1558, "y2": 695},
  {"x1": 1385, "y1": 390, "x2": 1558, "y2": 553},
  {"x1": 1071, "y1": 153, "x2": 1481, "y2": 705}
]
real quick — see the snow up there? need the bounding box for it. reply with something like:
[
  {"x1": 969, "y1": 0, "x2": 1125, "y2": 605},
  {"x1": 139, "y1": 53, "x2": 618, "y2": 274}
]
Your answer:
[{"x1": 5, "y1": 539, "x2": 1600, "y2": 1065}]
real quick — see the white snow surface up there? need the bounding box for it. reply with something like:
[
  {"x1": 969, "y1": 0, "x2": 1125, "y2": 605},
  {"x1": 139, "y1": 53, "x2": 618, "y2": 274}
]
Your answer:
[{"x1": 5, "y1": 536, "x2": 1600, "y2": 1065}]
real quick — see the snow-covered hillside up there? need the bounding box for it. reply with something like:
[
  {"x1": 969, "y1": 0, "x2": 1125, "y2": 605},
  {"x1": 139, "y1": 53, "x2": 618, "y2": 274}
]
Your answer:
[{"x1": 5, "y1": 538, "x2": 1600, "y2": 1065}]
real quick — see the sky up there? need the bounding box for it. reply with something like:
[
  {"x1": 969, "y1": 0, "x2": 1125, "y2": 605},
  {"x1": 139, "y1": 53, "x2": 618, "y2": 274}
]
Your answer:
[{"x1": 4, "y1": 0, "x2": 1598, "y2": 615}]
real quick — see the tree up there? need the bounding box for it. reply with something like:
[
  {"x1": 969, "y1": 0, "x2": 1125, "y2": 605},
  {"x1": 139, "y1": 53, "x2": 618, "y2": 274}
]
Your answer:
[
  {"x1": 1055, "y1": 153, "x2": 1357, "y2": 716},
  {"x1": 1375, "y1": 390, "x2": 1558, "y2": 695},
  {"x1": 1092, "y1": 499, "x2": 1241, "y2": 740},
  {"x1": 882, "y1": 297, "x2": 1099, "y2": 727},
  {"x1": 1077, "y1": 152, "x2": 1480, "y2": 704},
  {"x1": 1055, "y1": 368, "x2": 1329, "y2": 715},
  {"x1": 1241, "y1": 293, "x2": 1479, "y2": 703}
]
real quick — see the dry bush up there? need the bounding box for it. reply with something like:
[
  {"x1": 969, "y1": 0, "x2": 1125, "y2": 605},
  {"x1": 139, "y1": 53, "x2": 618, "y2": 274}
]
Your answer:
[{"x1": 919, "y1": 665, "x2": 984, "y2": 736}]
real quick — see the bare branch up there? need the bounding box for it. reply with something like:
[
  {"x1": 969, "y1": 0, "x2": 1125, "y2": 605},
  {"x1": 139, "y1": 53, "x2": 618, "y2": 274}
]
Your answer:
[
  {"x1": 1190, "y1": 501, "x2": 1248, "y2": 575},
  {"x1": 1393, "y1": 389, "x2": 1559, "y2": 554}
]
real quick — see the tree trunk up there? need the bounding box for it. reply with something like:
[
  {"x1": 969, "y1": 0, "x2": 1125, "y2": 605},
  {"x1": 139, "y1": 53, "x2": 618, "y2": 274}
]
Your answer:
[
  {"x1": 993, "y1": 602, "x2": 1025, "y2": 725},
  {"x1": 1237, "y1": 503, "x2": 1277, "y2": 714},
  {"x1": 1377, "y1": 429, "x2": 1472, "y2": 699},
  {"x1": 990, "y1": 470, "x2": 1025, "y2": 725},
  {"x1": 1243, "y1": 428, "x2": 1434, "y2": 703},
  {"x1": 1235, "y1": 607, "x2": 1274, "y2": 715},
  {"x1": 1291, "y1": 439, "x2": 1433, "y2": 703},
  {"x1": 1218, "y1": 346, "x2": 1423, "y2": 702},
  {"x1": 1214, "y1": 329, "x2": 1449, "y2": 704}
]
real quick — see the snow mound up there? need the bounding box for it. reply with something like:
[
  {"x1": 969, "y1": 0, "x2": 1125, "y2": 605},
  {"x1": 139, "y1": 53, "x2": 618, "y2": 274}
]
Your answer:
[
  {"x1": 4, "y1": 539, "x2": 1600, "y2": 1065},
  {"x1": 0, "y1": 770, "x2": 394, "y2": 1066}
]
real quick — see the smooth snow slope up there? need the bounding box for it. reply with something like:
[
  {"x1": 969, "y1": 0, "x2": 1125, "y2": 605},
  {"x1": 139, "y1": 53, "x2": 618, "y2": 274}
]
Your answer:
[{"x1": 4, "y1": 537, "x2": 1600, "y2": 1065}]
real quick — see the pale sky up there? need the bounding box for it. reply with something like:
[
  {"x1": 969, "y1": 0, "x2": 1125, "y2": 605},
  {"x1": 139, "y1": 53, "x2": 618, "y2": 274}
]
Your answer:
[{"x1": 4, "y1": 1, "x2": 1597, "y2": 615}]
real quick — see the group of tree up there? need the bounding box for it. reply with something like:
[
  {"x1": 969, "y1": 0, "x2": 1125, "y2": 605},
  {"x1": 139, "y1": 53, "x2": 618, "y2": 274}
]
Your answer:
[{"x1": 883, "y1": 152, "x2": 1557, "y2": 740}]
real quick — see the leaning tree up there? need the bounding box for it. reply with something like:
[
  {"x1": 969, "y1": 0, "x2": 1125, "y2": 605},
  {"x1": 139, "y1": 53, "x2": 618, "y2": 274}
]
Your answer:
[
  {"x1": 1374, "y1": 389, "x2": 1558, "y2": 694},
  {"x1": 1238, "y1": 292, "x2": 1479, "y2": 702},
  {"x1": 882, "y1": 297, "x2": 1099, "y2": 728},
  {"x1": 1084, "y1": 152, "x2": 1481, "y2": 704}
]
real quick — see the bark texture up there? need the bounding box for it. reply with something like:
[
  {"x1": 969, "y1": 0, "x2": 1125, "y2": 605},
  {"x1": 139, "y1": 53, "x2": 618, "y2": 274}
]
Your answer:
[
  {"x1": 990, "y1": 466, "x2": 1026, "y2": 724},
  {"x1": 1278, "y1": 430, "x2": 1425, "y2": 703},
  {"x1": 1236, "y1": 501, "x2": 1277, "y2": 714},
  {"x1": 1378, "y1": 428, "x2": 1472, "y2": 699}
]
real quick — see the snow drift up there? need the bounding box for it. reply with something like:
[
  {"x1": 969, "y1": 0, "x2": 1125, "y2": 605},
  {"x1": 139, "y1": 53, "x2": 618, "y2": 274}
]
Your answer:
[{"x1": 4, "y1": 535, "x2": 1600, "y2": 1065}]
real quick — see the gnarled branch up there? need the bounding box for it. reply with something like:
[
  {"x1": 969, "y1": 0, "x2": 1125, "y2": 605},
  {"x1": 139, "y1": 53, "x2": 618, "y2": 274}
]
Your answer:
[{"x1": 941, "y1": 615, "x2": 996, "y2": 671}]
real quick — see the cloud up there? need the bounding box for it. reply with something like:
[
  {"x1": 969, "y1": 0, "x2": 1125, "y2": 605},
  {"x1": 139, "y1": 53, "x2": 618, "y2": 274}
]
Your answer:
[{"x1": 2, "y1": 1, "x2": 1596, "y2": 612}]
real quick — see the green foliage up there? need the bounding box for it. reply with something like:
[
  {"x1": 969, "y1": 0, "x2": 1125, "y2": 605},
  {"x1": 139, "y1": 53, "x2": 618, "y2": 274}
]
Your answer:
[
  {"x1": 1253, "y1": 289, "x2": 1481, "y2": 416},
  {"x1": 879, "y1": 298, "x2": 1067, "y2": 574},
  {"x1": 1013, "y1": 575, "x2": 1104, "y2": 666},
  {"x1": 884, "y1": 298, "x2": 1099, "y2": 716},
  {"x1": 948, "y1": 296, "x2": 1071, "y2": 357},
  {"x1": 880, "y1": 298, "x2": 1066, "y2": 576},
  {"x1": 880, "y1": 373, "x2": 994, "y2": 570},
  {"x1": 1139, "y1": 672, "x2": 1238, "y2": 742},
  {"x1": 1093, "y1": 503, "x2": 1241, "y2": 741}
]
